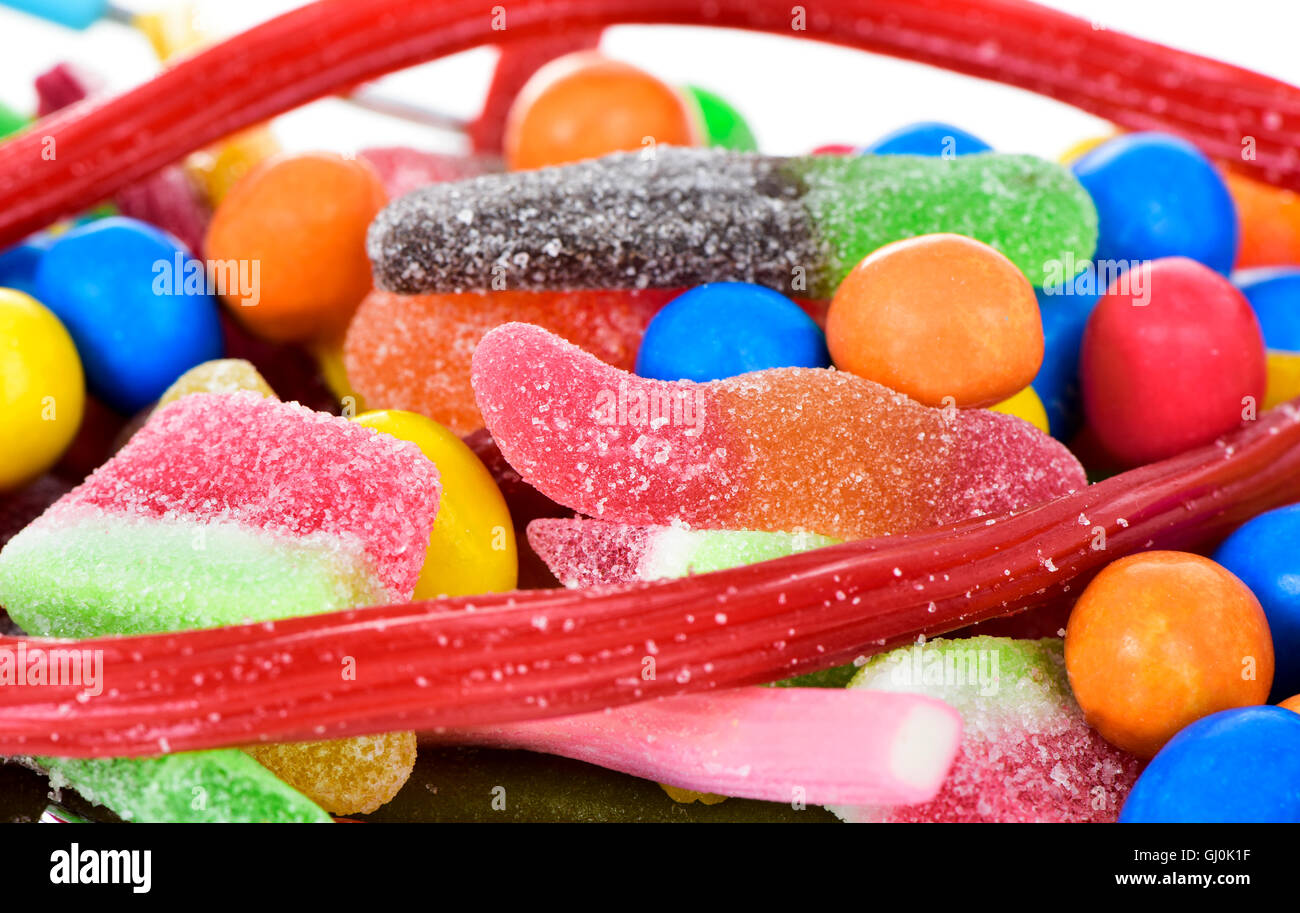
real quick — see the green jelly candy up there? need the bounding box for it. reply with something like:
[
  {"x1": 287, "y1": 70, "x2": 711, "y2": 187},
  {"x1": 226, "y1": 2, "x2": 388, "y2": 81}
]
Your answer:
[{"x1": 685, "y1": 85, "x2": 757, "y2": 151}]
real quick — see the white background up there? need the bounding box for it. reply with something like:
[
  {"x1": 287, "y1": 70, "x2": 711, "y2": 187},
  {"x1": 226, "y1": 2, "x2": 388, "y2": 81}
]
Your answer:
[{"x1": 1, "y1": 0, "x2": 1297, "y2": 159}]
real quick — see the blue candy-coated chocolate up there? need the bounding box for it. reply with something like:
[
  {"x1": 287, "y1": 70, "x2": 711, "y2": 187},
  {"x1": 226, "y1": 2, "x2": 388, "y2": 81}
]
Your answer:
[
  {"x1": 1213, "y1": 503, "x2": 1300, "y2": 700},
  {"x1": 35, "y1": 217, "x2": 223, "y2": 413},
  {"x1": 0, "y1": 234, "x2": 51, "y2": 299},
  {"x1": 1120, "y1": 706, "x2": 1300, "y2": 823},
  {"x1": 861, "y1": 121, "x2": 991, "y2": 157},
  {"x1": 635, "y1": 282, "x2": 831, "y2": 383},
  {"x1": 1031, "y1": 269, "x2": 1100, "y2": 440},
  {"x1": 1072, "y1": 132, "x2": 1239, "y2": 275},
  {"x1": 1235, "y1": 268, "x2": 1300, "y2": 352}
]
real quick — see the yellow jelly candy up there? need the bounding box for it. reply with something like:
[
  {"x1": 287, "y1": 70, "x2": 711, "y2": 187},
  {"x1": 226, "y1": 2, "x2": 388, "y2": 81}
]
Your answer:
[
  {"x1": 989, "y1": 385, "x2": 1049, "y2": 434},
  {"x1": 245, "y1": 732, "x2": 417, "y2": 816},
  {"x1": 0, "y1": 289, "x2": 85, "y2": 491},
  {"x1": 659, "y1": 783, "x2": 727, "y2": 805},
  {"x1": 133, "y1": 3, "x2": 207, "y2": 62},
  {"x1": 157, "y1": 358, "x2": 276, "y2": 406},
  {"x1": 353, "y1": 409, "x2": 518, "y2": 597},
  {"x1": 1264, "y1": 350, "x2": 1300, "y2": 411}
]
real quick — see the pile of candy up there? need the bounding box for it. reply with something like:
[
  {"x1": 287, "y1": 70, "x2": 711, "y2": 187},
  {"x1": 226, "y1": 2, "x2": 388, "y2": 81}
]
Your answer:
[{"x1": 2, "y1": 0, "x2": 1300, "y2": 824}]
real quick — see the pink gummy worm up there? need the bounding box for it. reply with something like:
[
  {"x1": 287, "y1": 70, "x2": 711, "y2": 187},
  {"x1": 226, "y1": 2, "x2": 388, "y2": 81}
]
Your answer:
[
  {"x1": 0, "y1": 0, "x2": 1297, "y2": 247},
  {"x1": 433, "y1": 687, "x2": 962, "y2": 806}
]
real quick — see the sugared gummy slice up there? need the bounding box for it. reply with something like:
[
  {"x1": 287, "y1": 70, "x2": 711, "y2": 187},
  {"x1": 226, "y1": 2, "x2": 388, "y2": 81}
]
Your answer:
[
  {"x1": 369, "y1": 148, "x2": 1096, "y2": 298},
  {"x1": 471, "y1": 323, "x2": 1086, "y2": 540},
  {"x1": 528, "y1": 517, "x2": 838, "y2": 588},
  {"x1": 32, "y1": 752, "x2": 331, "y2": 823},
  {"x1": 344, "y1": 288, "x2": 674, "y2": 434},
  {"x1": 0, "y1": 391, "x2": 440, "y2": 636},
  {"x1": 829, "y1": 637, "x2": 1140, "y2": 823}
]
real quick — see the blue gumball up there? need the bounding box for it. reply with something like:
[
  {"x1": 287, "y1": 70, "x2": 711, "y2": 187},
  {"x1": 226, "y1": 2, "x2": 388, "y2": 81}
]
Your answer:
[
  {"x1": 862, "y1": 121, "x2": 991, "y2": 157},
  {"x1": 0, "y1": 234, "x2": 52, "y2": 299},
  {"x1": 1235, "y1": 268, "x2": 1300, "y2": 351},
  {"x1": 1072, "y1": 132, "x2": 1239, "y2": 275},
  {"x1": 1120, "y1": 706, "x2": 1300, "y2": 823},
  {"x1": 1031, "y1": 268, "x2": 1100, "y2": 440},
  {"x1": 635, "y1": 282, "x2": 830, "y2": 382},
  {"x1": 35, "y1": 217, "x2": 224, "y2": 413},
  {"x1": 1213, "y1": 503, "x2": 1300, "y2": 700}
]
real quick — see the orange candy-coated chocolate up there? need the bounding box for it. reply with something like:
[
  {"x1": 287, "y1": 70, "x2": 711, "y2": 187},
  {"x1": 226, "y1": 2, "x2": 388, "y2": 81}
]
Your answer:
[
  {"x1": 1280, "y1": 694, "x2": 1300, "y2": 714},
  {"x1": 1065, "y1": 551, "x2": 1274, "y2": 759},
  {"x1": 826, "y1": 234, "x2": 1043, "y2": 407},
  {"x1": 1224, "y1": 170, "x2": 1300, "y2": 268},
  {"x1": 504, "y1": 52, "x2": 699, "y2": 171},
  {"x1": 204, "y1": 152, "x2": 387, "y2": 343}
]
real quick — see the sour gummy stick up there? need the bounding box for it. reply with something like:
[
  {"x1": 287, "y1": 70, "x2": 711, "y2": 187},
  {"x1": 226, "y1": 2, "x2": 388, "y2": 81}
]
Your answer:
[{"x1": 369, "y1": 148, "x2": 1097, "y2": 297}]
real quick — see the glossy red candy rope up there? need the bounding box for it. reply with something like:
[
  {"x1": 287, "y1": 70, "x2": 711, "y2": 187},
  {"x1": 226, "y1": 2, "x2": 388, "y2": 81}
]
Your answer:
[
  {"x1": 2, "y1": 403, "x2": 1299, "y2": 758},
  {"x1": 1, "y1": 0, "x2": 1298, "y2": 247}
]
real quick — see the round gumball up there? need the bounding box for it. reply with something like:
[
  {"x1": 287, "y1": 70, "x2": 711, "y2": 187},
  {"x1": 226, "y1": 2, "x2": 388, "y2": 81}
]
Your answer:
[
  {"x1": 862, "y1": 121, "x2": 991, "y2": 157},
  {"x1": 1071, "y1": 133, "x2": 1239, "y2": 274},
  {"x1": 1281, "y1": 695, "x2": 1300, "y2": 714},
  {"x1": 34, "y1": 217, "x2": 223, "y2": 414},
  {"x1": 504, "y1": 52, "x2": 699, "y2": 171},
  {"x1": 1065, "y1": 551, "x2": 1274, "y2": 759},
  {"x1": 684, "y1": 86, "x2": 756, "y2": 151},
  {"x1": 1213, "y1": 504, "x2": 1300, "y2": 700},
  {"x1": 1119, "y1": 706, "x2": 1300, "y2": 823},
  {"x1": 1223, "y1": 170, "x2": 1300, "y2": 270},
  {"x1": 204, "y1": 152, "x2": 387, "y2": 343},
  {"x1": 826, "y1": 234, "x2": 1043, "y2": 408},
  {"x1": 811, "y1": 144, "x2": 856, "y2": 156},
  {"x1": 0, "y1": 289, "x2": 85, "y2": 491},
  {"x1": 636, "y1": 283, "x2": 830, "y2": 382},
  {"x1": 352, "y1": 410, "x2": 517, "y2": 597},
  {"x1": 1236, "y1": 268, "x2": 1300, "y2": 350},
  {"x1": 1031, "y1": 270, "x2": 1099, "y2": 439},
  {"x1": 1080, "y1": 257, "x2": 1266, "y2": 466}
]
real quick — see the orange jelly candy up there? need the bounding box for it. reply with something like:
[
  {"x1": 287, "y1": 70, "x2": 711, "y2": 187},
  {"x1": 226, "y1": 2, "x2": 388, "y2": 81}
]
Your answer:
[
  {"x1": 204, "y1": 152, "x2": 387, "y2": 343},
  {"x1": 1065, "y1": 551, "x2": 1274, "y2": 759},
  {"x1": 825, "y1": 234, "x2": 1043, "y2": 408},
  {"x1": 504, "y1": 51, "x2": 699, "y2": 171}
]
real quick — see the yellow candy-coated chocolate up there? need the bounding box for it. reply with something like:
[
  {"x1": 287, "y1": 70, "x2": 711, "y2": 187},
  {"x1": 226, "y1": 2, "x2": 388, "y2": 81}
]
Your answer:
[
  {"x1": 353, "y1": 409, "x2": 518, "y2": 597},
  {"x1": 312, "y1": 337, "x2": 366, "y2": 414},
  {"x1": 245, "y1": 732, "x2": 417, "y2": 816},
  {"x1": 1059, "y1": 133, "x2": 1116, "y2": 165},
  {"x1": 0, "y1": 289, "x2": 85, "y2": 491},
  {"x1": 1263, "y1": 350, "x2": 1300, "y2": 411},
  {"x1": 659, "y1": 783, "x2": 728, "y2": 805},
  {"x1": 157, "y1": 358, "x2": 276, "y2": 406},
  {"x1": 989, "y1": 385, "x2": 1050, "y2": 434},
  {"x1": 187, "y1": 127, "x2": 282, "y2": 207}
]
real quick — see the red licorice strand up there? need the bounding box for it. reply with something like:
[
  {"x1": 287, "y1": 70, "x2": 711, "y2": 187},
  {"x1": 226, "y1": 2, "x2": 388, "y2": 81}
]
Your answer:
[
  {"x1": 2, "y1": 0, "x2": 1299, "y2": 246},
  {"x1": 2, "y1": 405, "x2": 1299, "y2": 757}
]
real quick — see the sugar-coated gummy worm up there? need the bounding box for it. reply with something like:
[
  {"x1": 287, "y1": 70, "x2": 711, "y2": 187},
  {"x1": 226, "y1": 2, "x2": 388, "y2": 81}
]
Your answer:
[
  {"x1": 435, "y1": 687, "x2": 963, "y2": 806},
  {"x1": 367, "y1": 148, "x2": 1097, "y2": 297},
  {"x1": 1, "y1": 402, "x2": 1298, "y2": 758},
  {"x1": 1, "y1": 0, "x2": 1298, "y2": 246}
]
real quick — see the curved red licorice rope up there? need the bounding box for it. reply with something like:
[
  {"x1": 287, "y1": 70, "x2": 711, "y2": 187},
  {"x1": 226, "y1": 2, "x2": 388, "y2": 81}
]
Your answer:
[
  {"x1": 2, "y1": 403, "x2": 1299, "y2": 758},
  {"x1": 0, "y1": 0, "x2": 1298, "y2": 246}
]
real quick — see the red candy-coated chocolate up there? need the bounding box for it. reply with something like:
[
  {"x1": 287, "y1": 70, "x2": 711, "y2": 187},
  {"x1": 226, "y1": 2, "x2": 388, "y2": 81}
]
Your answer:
[
  {"x1": 1, "y1": 401, "x2": 1299, "y2": 757},
  {"x1": 1, "y1": 0, "x2": 1298, "y2": 246}
]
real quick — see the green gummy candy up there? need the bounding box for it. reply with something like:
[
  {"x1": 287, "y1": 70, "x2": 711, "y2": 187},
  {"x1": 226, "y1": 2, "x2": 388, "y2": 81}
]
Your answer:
[
  {"x1": 644, "y1": 526, "x2": 839, "y2": 579},
  {"x1": 685, "y1": 85, "x2": 758, "y2": 152},
  {"x1": 35, "y1": 753, "x2": 332, "y2": 823},
  {"x1": 793, "y1": 152, "x2": 1098, "y2": 296},
  {"x1": 0, "y1": 513, "x2": 388, "y2": 638},
  {"x1": 0, "y1": 101, "x2": 28, "y2": 140}
]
